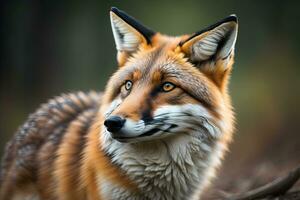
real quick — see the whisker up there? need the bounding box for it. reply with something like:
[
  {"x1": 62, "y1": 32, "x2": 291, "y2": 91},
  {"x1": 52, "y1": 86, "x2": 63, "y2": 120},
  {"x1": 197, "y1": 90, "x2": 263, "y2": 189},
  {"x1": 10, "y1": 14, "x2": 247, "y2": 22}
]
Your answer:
[
  {"x1": 153, "y1": 111, "x2": 186, "y2": 118},
  {"x1": 132, "y1": 111, "x2": 218, "y2": 138}
]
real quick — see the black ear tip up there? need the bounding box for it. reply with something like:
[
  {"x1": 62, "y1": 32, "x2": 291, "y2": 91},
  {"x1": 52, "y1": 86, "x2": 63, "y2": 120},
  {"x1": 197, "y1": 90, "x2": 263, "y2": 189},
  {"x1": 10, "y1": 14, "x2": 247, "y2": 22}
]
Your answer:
[
  {"x1": 227, "y1": 14, "x2": 238, "y2": 23},
  {"x1": 109, "y1": 6, "x2": 155, "y2": 44},
  {"x1": 110, "y1": 7, "x2": 119, "y2": 13}
]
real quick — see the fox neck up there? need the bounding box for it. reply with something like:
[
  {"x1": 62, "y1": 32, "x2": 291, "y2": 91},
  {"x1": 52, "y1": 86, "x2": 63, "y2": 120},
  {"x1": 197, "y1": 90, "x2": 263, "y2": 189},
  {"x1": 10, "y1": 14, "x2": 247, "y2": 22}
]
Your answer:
[{"x1": 99, "y1": 124, "x2": 225, "y2": 200}]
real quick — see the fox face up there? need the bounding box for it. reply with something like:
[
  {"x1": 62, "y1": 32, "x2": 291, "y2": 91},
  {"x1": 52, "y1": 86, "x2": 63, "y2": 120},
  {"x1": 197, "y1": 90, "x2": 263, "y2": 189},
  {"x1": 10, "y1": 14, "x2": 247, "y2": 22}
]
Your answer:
[{"x1": 101, "y1": 8, "x2": 237, "y2": 144}]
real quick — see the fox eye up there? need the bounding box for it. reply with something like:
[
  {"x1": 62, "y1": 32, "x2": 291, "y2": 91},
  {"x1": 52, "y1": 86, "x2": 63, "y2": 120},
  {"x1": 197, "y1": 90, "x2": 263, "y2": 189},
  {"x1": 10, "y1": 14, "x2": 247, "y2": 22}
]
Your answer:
[
  {"x1": 162, "y1": 82, "x2": 176, "y2": 92},
  {"x1": 124, "y1": 80, "x2": 133, "y2": 91}
]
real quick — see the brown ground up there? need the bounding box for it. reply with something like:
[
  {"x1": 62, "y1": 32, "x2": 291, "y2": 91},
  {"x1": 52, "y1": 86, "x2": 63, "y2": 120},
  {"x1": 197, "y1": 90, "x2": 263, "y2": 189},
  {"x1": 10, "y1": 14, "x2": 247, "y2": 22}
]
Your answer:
[{"x1": 204, "y1": 127, "x2": 300, "y2": 200}]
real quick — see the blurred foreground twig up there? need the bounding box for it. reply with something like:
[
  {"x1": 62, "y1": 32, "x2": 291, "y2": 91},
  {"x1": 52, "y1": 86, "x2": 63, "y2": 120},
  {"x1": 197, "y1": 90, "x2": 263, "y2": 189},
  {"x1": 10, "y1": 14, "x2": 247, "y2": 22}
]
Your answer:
[{"x1": 222, "y1": 165, "x2": 300, "y2": 200}]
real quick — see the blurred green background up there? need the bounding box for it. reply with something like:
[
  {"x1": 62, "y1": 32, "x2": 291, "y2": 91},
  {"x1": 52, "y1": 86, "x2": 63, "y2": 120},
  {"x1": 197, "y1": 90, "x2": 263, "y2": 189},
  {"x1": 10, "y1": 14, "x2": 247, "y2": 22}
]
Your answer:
[{"x1": 1, "y1": 0, "x2": 300, "y2": 193}]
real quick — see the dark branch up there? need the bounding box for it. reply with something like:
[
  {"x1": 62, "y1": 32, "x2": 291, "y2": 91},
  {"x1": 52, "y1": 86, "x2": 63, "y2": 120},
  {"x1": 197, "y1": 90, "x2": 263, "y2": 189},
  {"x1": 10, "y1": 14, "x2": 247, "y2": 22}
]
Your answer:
[{"x1": 224, "y1": 165, "x2": 300, "y2": 200}]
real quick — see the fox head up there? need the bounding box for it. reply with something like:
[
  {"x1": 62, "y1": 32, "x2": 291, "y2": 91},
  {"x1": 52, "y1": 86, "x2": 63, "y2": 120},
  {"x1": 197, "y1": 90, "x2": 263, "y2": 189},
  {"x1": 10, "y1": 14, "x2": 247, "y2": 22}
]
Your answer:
[{"x1": 101, "y1": 7, "x2": 237, "y2": 143}]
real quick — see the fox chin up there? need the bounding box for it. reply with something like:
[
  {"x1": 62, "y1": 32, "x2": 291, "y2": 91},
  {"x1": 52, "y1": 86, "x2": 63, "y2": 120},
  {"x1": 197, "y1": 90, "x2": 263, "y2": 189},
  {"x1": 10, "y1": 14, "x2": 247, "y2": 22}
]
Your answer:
[{"x1": 0, "y1": 7, "x2": 238, "y2": 200}]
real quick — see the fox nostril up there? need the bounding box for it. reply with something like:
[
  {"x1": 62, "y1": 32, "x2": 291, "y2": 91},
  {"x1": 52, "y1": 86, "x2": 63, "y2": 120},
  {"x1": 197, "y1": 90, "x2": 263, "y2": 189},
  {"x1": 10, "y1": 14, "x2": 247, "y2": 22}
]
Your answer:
[{"x1": 104, "y1": 116, "x2": 126, "y2": 133}]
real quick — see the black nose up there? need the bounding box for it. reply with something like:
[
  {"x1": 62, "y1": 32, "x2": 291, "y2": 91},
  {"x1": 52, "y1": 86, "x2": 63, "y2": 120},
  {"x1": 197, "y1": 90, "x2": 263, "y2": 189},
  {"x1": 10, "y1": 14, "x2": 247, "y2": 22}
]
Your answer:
[{"x1": 104, "y1": 116, "x2": 126, "y2": 133}]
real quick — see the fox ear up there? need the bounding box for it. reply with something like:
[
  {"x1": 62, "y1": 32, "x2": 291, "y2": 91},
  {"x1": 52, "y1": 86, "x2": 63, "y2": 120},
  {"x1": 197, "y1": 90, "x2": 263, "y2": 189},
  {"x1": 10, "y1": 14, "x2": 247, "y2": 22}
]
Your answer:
[
  {"x1": 110, "y1": 7, "x2": 155, "y2": 66},
  {"x1": 180, "y1": 15, "x2": 238, "y2": 71}
]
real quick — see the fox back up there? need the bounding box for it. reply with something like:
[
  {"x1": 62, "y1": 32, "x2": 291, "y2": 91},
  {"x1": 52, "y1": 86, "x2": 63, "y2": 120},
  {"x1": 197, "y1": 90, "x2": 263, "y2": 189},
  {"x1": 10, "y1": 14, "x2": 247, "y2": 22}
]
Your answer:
[{"x1": 0, "y1": 7, "x2": 238, "y2": 200}]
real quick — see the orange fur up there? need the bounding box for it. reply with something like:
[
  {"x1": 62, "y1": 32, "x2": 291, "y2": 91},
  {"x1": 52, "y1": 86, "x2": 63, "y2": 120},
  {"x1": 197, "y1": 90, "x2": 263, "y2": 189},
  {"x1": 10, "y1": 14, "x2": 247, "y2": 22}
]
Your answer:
[{"x1": 81, "y1": 118, "x2": 137, "y2": 193}]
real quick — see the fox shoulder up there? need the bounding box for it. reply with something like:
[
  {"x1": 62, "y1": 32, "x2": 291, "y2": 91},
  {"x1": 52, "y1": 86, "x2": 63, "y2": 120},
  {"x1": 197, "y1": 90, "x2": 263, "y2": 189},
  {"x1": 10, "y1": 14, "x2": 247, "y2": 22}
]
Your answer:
[{"x1": 0, "y1": 91, "x2": 101, "y2": 199}]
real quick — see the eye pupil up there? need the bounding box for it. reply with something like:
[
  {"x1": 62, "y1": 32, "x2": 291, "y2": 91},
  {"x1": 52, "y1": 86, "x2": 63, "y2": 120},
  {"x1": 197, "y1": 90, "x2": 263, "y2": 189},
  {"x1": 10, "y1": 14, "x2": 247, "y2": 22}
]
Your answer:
[
  {"x1": 125, "y1": 80, "x2": 132, "y2": 90},
  {"x1": 162, "y1": 82, "x2": 175, "y2": 92}
]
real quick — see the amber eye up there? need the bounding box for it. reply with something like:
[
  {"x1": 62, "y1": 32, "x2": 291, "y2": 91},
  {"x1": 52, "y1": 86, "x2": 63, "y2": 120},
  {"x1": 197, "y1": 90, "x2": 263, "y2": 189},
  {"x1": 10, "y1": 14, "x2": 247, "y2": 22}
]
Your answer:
[
  {"x1": 124, "y1": 80, "x2": 133, "y2": 91},
  {"x1": 162, "y1": 82, "x2": 176, "y2": 92}
]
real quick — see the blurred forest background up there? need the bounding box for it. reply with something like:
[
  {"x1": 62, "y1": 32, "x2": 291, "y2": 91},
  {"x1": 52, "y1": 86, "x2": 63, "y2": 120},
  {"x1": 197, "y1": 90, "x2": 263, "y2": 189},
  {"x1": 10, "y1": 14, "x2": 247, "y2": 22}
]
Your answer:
[{"x1": 1, "y1": 0, "x2": 300, "y2": 197}]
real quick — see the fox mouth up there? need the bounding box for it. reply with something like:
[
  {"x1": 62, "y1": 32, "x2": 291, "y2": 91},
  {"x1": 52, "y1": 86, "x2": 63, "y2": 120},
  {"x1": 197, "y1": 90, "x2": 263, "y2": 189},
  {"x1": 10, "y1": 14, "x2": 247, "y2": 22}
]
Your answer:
[{"x1": 109, "y1": 124, "x2": 178, "y2": 142}]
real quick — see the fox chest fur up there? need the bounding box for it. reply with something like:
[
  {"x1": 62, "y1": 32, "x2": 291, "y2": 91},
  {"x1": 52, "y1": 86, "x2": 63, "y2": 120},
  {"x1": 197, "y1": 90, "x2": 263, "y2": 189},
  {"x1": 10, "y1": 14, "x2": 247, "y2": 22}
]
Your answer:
[
  {"x1": 98, "y1": 117, "x2": 225, "y2": 200},
  {"x1": 0, "y1": 7, "x2": 238, "y2": 200}
]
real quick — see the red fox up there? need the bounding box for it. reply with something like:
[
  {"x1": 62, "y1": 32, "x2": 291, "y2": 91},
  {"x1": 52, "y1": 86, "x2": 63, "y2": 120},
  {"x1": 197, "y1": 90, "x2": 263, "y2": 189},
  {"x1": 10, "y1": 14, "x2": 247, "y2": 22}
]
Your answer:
[{"x1": 0, "y1": 7, "x2": 238, "y2": 200}]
